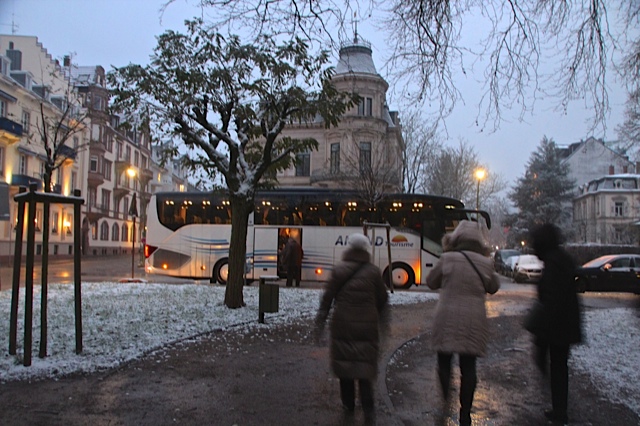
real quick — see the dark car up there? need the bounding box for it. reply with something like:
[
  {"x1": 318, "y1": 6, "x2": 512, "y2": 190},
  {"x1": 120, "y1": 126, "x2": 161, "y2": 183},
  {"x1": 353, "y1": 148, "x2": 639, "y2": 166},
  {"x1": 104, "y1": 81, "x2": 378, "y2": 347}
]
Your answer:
[
  {"x1": 575, "y1": 254, "x2": 640, "y2": 293},
  {"x1": 493, "y1": 249, "x2": 521, "y2": 275}
]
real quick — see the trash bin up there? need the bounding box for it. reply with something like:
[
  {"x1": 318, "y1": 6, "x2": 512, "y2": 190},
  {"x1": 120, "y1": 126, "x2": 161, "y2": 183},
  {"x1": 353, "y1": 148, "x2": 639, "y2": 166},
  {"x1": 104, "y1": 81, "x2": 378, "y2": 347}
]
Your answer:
[{"x1": 259, "y1": 275, "x2": 280, "y2": 323}]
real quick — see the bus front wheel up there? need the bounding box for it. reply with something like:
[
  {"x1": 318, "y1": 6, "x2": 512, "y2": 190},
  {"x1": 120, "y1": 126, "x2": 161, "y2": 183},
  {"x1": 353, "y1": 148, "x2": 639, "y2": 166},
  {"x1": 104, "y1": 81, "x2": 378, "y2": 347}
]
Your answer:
[
  {"x1": 384, "y1": 262, "x2": 414, "y2": 290},
  {"x1": 213, "y1": 259, "x2": 229, "y2": 285}
]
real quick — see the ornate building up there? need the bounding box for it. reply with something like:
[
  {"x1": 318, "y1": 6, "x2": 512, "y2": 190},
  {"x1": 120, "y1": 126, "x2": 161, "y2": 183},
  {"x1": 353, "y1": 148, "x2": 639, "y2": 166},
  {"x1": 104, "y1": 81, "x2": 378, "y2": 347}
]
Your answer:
[{"x1": 277, "y1": 35, "x2": 403, "y2": 191}]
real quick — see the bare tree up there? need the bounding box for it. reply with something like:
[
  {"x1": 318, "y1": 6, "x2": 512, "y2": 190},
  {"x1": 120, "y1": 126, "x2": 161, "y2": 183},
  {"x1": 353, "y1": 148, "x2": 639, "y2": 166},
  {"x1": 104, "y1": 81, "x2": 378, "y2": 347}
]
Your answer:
[
  {"x1": 421, "y1": 139, "x2": 506, "y2": 208},
  {"x1": 174, "y1": 0, "x2": 639, "y2": 133},
  {"x1": 337, "y1": 136, "x2": 402, "y2": 207},
  {"x1": 30, "y1": 94, "x2": 87, "y2": 193},
  {"x1": 401, "y1": 108, "x2": 441, "y2": 194}
]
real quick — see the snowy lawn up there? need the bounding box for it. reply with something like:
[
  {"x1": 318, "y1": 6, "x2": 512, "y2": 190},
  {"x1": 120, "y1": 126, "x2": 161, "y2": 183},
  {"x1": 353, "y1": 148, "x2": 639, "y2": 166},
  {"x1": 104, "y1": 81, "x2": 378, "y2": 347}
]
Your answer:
[{"x1": 1, "y1": 283, "x2": 639, "y2": 417}]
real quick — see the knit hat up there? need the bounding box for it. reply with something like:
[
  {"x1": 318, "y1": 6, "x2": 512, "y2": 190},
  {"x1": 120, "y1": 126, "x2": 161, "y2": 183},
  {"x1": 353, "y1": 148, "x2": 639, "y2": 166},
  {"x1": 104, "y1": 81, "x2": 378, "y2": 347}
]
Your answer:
[{"x1": 347, "y1": 233, "x2": 371, "y2": 251}]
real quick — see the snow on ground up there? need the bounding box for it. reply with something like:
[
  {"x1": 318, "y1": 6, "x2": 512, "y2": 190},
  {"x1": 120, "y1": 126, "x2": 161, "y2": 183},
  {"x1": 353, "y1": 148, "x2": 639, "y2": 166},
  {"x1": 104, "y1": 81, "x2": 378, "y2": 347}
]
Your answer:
[
  {"x1": 1, "y1": 283, "x2": 639, "y2": 417},
  {"x1": 0, "y1": 283, "x2": 436, "y2": 382}
]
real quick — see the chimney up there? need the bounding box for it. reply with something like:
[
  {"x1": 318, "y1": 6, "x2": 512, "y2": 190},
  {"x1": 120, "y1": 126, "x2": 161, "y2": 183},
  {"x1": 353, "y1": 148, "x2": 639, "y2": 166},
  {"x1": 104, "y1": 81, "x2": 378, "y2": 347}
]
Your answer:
[
  {"x1": 6, "y1": 41, "x2": 22, "y2": 71},
  {"x1": 63, "y1": 55, "x2": 71, "y2": 67}
]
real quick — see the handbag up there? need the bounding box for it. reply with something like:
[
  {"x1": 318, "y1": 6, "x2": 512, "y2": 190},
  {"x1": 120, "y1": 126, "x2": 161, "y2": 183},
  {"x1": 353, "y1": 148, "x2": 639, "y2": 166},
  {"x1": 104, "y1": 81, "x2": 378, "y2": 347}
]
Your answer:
[{"x1": 523, "y1": 301, "x2": 547, "y2": 336}]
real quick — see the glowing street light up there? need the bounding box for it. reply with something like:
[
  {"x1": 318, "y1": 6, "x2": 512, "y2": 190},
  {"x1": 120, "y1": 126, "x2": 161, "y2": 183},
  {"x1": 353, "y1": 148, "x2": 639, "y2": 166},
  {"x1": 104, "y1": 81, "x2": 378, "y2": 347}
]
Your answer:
[{"x1": 474, "y1": 168, "x2": 486, "y2": 210}]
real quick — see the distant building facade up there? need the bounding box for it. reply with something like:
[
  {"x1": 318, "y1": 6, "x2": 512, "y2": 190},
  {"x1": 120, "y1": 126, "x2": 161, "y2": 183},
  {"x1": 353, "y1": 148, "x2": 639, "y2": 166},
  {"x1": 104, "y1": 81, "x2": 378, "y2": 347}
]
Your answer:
[
  {"x1": 277, "y1": 35, "x2": 404, "y2": 191},
  {"x1": 559, "y1": 136, "x2": 637, "y2": 190},
  {"x1": 0, "y1": 35, "x2": 190, "y2": 258},
  {"x1": 573, "y1": 174, "x2": 640, "y2": 244},
  {"x1": 0, "y1": 35, "x2": 84, "y2": 257}
]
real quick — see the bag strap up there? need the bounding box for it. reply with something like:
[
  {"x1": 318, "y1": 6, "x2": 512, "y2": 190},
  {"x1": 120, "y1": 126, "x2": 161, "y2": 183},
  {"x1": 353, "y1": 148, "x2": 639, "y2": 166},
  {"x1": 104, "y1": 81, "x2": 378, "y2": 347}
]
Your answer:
[
  {"x1": 457, "y1": 250, "x2": 487, "y2": 287},
  {"x1": 336, "y1": 263, "x2": 365, "y2": 295}
]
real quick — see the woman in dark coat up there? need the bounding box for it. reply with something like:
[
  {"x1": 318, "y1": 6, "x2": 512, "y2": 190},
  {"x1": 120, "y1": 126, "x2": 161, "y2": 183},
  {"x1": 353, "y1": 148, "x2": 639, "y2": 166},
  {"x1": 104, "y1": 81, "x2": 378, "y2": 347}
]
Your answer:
[
  {"x1": 529, "y1": 223, "x2": 582, "y2": 425},
  {"x1": 427, "y1": 220, "x2": 500, "y2": 426},
  {"x1": 315, "y1": 233, "x2": 389, "y2": 419}
]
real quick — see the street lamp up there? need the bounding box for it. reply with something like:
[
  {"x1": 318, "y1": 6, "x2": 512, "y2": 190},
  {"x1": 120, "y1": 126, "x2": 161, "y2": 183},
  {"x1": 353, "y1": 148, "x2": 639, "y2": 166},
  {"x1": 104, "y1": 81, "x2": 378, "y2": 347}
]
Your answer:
[
  {"x1": 474, "y1": 168, "x2": 486, "y2": 210},
  {"x1": 126, "y1": 168, "x2": 139, "y2": 279}
]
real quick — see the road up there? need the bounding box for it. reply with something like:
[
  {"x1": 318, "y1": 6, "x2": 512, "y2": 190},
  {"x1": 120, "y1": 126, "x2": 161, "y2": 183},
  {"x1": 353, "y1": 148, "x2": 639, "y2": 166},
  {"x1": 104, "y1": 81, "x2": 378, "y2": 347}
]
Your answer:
[{"x1": 1, "y1": 255, "x2": 638, "y2": 310}]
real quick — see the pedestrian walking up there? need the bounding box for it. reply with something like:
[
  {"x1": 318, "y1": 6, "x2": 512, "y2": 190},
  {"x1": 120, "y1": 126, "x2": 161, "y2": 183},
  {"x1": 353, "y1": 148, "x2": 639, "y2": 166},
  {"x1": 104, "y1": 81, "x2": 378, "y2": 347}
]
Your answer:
[
  {"x1": 426, "y1": 220, "x2": 500, "y2": 426},
  {"x1": 528, "y1": 223, "x2": 582, "y2": 425},
  {"x1": 315, "y1": 233, "x2": 389, "y2": 423},
  {"x1": 282, "y1": 231, "x2": 303, "y2": 287}
]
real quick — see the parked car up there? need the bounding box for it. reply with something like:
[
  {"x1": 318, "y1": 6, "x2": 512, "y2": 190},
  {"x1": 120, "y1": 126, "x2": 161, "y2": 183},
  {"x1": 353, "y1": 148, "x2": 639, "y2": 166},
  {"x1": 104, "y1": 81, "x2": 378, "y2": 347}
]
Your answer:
[
  {"x1": 575, "y1": 254, "x2": 640, "y2": 293},
  {"x1": 494, "y1": 249, "x2": 521, "y2": 275},
  {"x1": 513, "y1": 254, "x2": 544, "y2": 283},
  {"x1": 504, "y1": 255, "x2": 521, "y2": 278}
]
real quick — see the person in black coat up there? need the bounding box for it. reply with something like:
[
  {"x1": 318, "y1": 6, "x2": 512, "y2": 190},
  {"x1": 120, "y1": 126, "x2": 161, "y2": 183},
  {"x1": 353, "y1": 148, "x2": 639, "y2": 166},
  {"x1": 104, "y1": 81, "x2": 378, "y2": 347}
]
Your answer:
[
  {"x1": 282, "y1": 234, "x2": 303, "y2": 287},
  {"x1": 529, "y1": 223, "x2": 583, "y2": 425}
]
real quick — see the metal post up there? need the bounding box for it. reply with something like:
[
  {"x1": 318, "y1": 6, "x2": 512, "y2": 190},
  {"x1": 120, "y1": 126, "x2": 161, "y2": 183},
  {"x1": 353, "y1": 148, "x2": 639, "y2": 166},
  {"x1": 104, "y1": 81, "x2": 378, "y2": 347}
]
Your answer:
[
  {"x1": 74, "y1": 192, "x2": 83, "y2": 354},
  {"x1": 23, "y1": 186, "x2": 37, "y2": 366},
  {"x1": 9, "y1": 188, "x2": 26, "y2": 355}
]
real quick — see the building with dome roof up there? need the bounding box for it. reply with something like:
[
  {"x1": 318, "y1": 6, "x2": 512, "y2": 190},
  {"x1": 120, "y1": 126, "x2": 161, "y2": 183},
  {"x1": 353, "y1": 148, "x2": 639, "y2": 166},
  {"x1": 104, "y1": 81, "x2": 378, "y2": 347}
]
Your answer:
[{"x1": 277, "y1": 34, "x2": 404, "y2": 191}]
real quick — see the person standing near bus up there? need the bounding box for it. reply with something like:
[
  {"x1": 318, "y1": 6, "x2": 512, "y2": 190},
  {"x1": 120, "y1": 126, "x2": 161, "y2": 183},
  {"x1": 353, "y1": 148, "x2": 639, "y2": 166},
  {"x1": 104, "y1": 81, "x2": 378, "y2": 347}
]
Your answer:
[
  {"x1": 426, "y1": 220, "x2": 500, "y2": 426},
  {"x1": 282, "y1": 231, "x2": 303, "y2": 287},
  {"x1": 315, "y1": 233, "x2": 389, "y2": 423}
]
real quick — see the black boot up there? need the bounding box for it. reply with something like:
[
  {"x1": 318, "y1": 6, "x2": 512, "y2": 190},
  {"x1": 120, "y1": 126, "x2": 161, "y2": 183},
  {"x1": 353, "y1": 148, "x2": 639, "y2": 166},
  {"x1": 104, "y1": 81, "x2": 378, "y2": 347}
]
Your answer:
[{"x1": 459, "y1": 409, "x2": 471, "y2": 426}]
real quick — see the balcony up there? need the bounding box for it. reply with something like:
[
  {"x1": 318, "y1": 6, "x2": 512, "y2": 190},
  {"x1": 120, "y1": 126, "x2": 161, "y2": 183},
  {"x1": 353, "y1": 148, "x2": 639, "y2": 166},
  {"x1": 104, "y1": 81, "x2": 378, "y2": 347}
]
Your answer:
[
  {"x1": 89, "y1": 140, "x2": 106, "y2": 155},
  {"x1": 10, "y1": 174, "x2": 43, "y2": 190},
  {"x1": 84, "y1": 203, "x2": 108, "y2": 223},
  {"x1": 87, "y1": 170, "x2": 105, "y2": 187},
  {"x1": 113, "y1": 185, "x2": 130, "y2": 200},
  {"x1": 58, "y1": 144, "x2": 77, "y2": 165},
  {"x1": 0, "y1": 116, "x2": 23, "y2": 144}
]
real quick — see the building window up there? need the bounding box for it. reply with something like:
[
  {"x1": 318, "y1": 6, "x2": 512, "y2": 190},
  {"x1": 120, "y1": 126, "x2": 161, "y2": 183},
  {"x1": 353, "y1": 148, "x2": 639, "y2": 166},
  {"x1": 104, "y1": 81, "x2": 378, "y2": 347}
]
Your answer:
[
  {"x1": 0, "y1": 99, "x2": 6, "y2": 117},
  {"x1": 88, "y1": 187, "x2": 97, "y2": 208},
  {"x1": 614, "y1": 201, "x2": 624, "y2": 217},
  {"x1": 65, "y1": 214, "x2": 73, "y2": 235},
  {"x1": 52, "y1": 212, "x2": 59, "y2": 234},
  {"x1": 359, "y1": 142, "x2": 371, "y2": 173},
  {"x1": 19, "y1": 154, "x2": 27, "y2": 175},
  {"x1": 295, "y1": 152, "x2": 310, "y2": 177},
  {"x1": 101, "y1": 189, "x2": 111, "y2": 213},
  {"x1": 100, "y1": 221, "x2": 109, "y2": 240},
  {"x1": 0, "y1": 146, "x2": 4, "y2": 175},
  {"x1": 91, "y1": 222, "x2": 98, "y2": 240},
  {"x1": 117, "y1": 142, "x2": 123, "y2": 160},
  {"x1": 103, "y1": 159, "x2": 112, "y2": 181},
  {"x1": 73, "y1": 136, "x2": 79, "y2": 149},
  {"x1": 330, "y1": 143, "x2": 340, "y2": 174},
  {"x1": 35, "y1": 209, "x2": 42, "y2": 232},
  {"x1": 357, "y1": 97, "x2": 373, "y2": 116},
  {"x1": 134, "y1": 151, "x2": 139, "y2": 167},
  {"x1": 71, "y1": 171, "x2": 77, "y2": 193},
  {"x1": 90, "y1": 155, "x2": 98, "y2": 173},
  {"x1": 125, "y1": 146, "x2": 131, "y2": 162},
  {"x1": 121, "y1": 223, "x2": 128, "y2": 242},
  {"x1": 21, "y1": 110, "x2": 30, "y2": 135},
  {"x1": 112, "y1": 223, "x2": 119, "y2": 241}
]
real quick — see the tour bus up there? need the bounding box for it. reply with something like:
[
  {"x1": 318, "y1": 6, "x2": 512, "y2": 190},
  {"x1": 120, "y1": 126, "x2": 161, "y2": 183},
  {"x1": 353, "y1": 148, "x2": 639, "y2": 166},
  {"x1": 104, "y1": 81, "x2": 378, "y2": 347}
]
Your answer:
[{"x1": 143, "y1": 188, "x2": 490, "y2": 289}]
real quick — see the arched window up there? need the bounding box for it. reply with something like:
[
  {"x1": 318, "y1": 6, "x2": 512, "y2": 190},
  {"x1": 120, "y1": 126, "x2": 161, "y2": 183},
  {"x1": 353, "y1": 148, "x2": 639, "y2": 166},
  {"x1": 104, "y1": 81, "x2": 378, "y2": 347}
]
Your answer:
[
  {"x1": 111, "y1": 223, "x2": 119, "y2": 241},
  {"x1": 121, "y1": 223, "x2": 128, "y2": 241},
  {"x1": 100, "y1": 221, "x2": 109, "y2": 240}
]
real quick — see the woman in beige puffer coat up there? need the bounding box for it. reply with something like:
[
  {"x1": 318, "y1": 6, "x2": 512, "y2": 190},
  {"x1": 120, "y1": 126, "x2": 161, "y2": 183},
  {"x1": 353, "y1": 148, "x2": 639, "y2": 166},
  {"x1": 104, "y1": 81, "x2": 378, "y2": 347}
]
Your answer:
[{"x1": 427, "y1": 220, "x2": 500, "y2": 426}]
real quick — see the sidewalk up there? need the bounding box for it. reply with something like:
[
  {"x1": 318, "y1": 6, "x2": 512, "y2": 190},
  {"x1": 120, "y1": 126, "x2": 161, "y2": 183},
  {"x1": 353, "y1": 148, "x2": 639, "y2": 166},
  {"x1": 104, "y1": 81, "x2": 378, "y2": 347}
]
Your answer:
[{"x1": 0, "y1": 293, "x2": 638, "y2": 425}]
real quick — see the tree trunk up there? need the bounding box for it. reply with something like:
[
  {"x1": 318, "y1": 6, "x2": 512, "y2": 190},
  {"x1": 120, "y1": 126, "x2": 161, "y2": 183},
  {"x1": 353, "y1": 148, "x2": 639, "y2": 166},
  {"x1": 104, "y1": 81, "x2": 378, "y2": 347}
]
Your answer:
[{"x1": 224, "y1": 195, "x2": 252, "y2": 309}]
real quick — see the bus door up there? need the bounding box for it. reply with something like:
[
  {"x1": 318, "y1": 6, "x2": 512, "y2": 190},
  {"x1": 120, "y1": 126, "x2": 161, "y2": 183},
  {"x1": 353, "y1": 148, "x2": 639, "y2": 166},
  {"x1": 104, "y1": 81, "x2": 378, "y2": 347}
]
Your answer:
[{"x1": 253, "y1": 227, "x2": 279, "y2": 278}]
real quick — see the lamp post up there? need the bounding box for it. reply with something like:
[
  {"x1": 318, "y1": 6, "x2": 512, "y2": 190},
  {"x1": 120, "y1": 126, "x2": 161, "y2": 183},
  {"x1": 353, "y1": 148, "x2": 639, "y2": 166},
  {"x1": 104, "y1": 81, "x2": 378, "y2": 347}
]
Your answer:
[
  {"x1": 474, "y1": 168, "x2": 486, "y2": 210},
  {"x1": 127, "y1": 168, "x2": 139, "y2": 279}
]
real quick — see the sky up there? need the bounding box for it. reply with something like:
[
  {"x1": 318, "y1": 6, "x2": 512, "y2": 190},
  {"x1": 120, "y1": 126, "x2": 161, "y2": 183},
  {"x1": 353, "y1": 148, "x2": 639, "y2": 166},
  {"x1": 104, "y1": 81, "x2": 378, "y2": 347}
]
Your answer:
[
  {"x1": 0, "y1": 0, "x2": 633, "y2": 190},
  {"x1": 1, "y1": 282, "x2": 639, "y2": 418}
]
